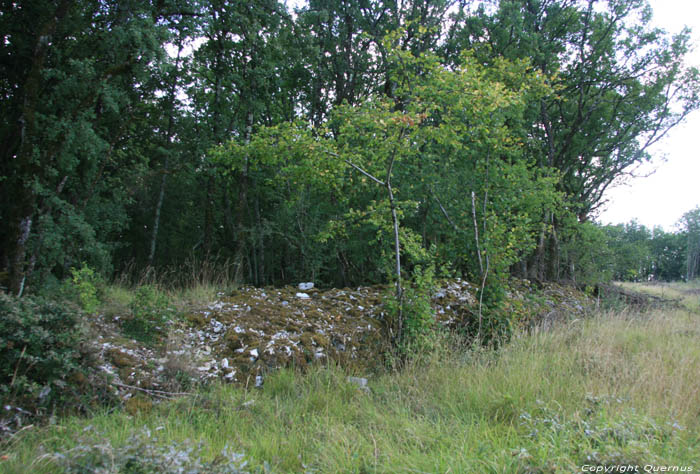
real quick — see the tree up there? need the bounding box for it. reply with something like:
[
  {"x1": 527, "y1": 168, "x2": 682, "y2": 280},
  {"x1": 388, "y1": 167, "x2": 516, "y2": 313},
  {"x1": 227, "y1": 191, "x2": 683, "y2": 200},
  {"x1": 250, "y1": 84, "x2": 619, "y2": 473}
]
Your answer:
[
  {"x1": 681, "y1": 207, "x2": 700, "y2": 281},
  {"x1": 214, "y1": 40, "x2": 555, "y2": 341},
  {"x1": 0, "y1": 0, "x2": 171, "y2": 294},
  {"x1": 445, "y1": 0, "x2": 700, "y2": 280}
]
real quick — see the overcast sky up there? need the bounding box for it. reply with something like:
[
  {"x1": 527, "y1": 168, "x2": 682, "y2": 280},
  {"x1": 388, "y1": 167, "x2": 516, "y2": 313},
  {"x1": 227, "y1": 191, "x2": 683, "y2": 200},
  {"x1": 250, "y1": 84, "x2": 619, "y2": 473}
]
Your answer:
[{"x1": 597, "y1": 0, "x2": 700, "y2": 231}]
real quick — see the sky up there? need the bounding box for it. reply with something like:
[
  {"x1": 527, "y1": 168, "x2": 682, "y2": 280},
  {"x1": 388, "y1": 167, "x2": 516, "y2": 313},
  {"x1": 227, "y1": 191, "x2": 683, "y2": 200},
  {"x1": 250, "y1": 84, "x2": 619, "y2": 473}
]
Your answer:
[{"x1": 597, "y1": 0, "x2": 700, "y2": 231}]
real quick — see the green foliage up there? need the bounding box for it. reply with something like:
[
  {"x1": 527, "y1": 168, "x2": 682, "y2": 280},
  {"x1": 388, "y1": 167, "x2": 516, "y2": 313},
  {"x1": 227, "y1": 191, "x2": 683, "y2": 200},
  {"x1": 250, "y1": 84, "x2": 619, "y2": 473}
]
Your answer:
[
  {"x1": 389, "y1": 264, "x2": 439, "y2": 359},
  {"x1": 681, "y1": 206, "x2": 700, "y2": 280},
  {"x1": 469, "y1": 277, "x2": 512, "y2": 346},
  {"x1": 2, "y1": 0, "x2": 698, "y2": 299},
  {"x1": 68, "y1": 263, "x2": 101, "y2": 314},
  {"x1": 122, "y1": 286, "x2": 173, "y2": 344},
  {"x1": 0, "y1": 293, "x2": 84, "y2": 408},
  {"x1": 560, "y1": 220, "x2": 615, "y2": 284}
]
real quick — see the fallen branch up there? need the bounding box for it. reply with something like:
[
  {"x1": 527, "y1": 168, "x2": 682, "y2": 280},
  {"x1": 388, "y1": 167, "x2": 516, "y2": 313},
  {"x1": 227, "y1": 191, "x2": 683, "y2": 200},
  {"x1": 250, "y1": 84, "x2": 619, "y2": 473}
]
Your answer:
[{"x1": 111, "y1": 381, "x2": 191, "y2": 399}]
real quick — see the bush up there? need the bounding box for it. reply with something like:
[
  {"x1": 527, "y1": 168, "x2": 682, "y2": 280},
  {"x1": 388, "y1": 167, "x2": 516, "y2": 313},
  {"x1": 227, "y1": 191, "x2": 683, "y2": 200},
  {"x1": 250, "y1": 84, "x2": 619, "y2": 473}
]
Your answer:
[
  {"x1": 386, "y1": 264, "x2": 440, "y2": 361},
  {"x1": 0, "y1": 293, "x2": 85, "y2": 409},
  {"x1": 469, "y1": 278, "x2": 512, "y2": 346},
  {"x1": 122, "y1": 285, "x2": 173, "y2": 344},
  {"x1": 69, "y1": 263, "x2": 101, "y2": 313}
]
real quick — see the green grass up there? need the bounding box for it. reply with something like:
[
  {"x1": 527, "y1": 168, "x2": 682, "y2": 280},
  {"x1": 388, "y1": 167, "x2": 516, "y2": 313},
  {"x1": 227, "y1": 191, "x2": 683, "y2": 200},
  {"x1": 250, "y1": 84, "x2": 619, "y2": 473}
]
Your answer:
[{"x1": 2, "y1": 308, "x2": 699, "y2": 473}]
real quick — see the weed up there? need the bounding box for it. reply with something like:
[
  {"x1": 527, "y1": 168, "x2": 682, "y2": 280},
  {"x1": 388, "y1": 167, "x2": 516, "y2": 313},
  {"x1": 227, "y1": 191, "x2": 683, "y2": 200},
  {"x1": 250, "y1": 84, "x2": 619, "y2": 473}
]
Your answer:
[
  {"x1": 68, "y1": 263, "x2": 101, "y2": 314},
  {"x1": 121, "y1": 285, "x2": 174, "y2": 344}
]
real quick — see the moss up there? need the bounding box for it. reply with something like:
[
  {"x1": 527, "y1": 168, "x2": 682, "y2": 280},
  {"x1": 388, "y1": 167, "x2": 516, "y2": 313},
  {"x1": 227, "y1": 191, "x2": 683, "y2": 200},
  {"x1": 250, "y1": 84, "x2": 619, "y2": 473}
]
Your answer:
[
  {"x1": 119, "y1": 367, "x2": 134, "y2": 382},
  {"x1": 312, "y1": 333, "x2": 330, "y2": 347},
  {"x1": 107, "y1": 348, "x2": 139, "y2": 368},
  {"x1": 184, "y1": 312, "x2": 208, "y2": 327},
  {"x1": 224, "y1": 332, "x2": 244, "y2": 351},
  {"x1": 299, "y1": 332, "x2": 315, "y2": 348},
  {"x1": 285, "y1": 323, "x2": 301, "y2": 332}
]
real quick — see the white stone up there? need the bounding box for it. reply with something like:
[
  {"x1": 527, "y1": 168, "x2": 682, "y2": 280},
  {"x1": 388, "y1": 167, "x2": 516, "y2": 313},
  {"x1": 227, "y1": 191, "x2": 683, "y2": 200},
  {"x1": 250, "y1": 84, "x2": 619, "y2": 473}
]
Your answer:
[
  {"x1": 347, "y1": 376, "x2": 369, "y2": 392},
  {"x1": 255, "y1": 375, "x2": 264, "y2": 388},
  {"x1": 296, "y1": 292, "x2": 310, "y2": 299},
  {"x1": 298, "y1": 282, "x2": 314, "y2": 291},
  {"x1": 211, "y1": 319, "x2": 224, "y2": 333},
  {"x1": 221, "y1": 358, "x2": 229, "y2": 369}
]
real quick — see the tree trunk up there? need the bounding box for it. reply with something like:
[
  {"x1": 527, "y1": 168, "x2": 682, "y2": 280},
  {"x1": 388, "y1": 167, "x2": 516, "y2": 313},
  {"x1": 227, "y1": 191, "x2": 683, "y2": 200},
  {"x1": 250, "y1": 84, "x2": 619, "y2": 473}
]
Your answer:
[
  {"x1": 203, "y1": 175, "x2": 215, "y2": 255},
  {"x1": 6, "y1": 1, "x2": 72, "y2": 295},
  {"x1": 233, "y1": 111, "x2": 254, "y2": 282},
  {"x1": 387, "y1": 179, "x2": 403, "y2": 336},
  {"x1": 147, "y1": 41, "x2": 183, "y2": 267},
  {"x1": 148, "y1": 159, "x2": 167, "y2": 267}
]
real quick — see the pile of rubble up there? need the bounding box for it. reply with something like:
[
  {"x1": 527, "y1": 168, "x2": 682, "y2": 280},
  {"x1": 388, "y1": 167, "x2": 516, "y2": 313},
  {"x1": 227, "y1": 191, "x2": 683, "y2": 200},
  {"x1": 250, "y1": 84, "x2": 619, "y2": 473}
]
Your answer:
[
  {"x1": 91, "y1": 278, "x2": 592, "y2": 400},
  {"x1": 93, "y1": 280, "x2": 479, "y2": 396}
]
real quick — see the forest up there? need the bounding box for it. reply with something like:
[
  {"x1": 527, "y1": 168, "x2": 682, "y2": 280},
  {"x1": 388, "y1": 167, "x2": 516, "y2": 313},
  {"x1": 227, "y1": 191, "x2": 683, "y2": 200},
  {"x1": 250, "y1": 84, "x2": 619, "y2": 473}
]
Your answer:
[
  {"x1": 3, "y1": 0, "x2": 700, "y2": 297},
  {"x1": 3, "y1": 0, "x2": 700, "y2": 471}
]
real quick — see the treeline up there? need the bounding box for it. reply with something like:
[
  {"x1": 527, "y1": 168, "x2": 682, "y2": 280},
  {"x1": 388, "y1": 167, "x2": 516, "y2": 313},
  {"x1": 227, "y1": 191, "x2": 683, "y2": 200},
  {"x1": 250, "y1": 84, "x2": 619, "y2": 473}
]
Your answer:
[
  {"x1": 2, "y1": 0, "x2": 700, "y2": 296},
  {"x1": 598, "y1": 209, "x2": 700, "y2": 282}
]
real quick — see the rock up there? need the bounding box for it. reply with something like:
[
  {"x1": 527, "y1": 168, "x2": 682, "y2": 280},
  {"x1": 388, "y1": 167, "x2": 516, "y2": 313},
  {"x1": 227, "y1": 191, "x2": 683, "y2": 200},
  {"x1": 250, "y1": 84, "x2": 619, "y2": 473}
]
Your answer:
[
  {"x1": 255, "y1": 375, "x2": 264, "y2": 388},
  {"x1": 296, "y1": 292, "x2": 310, "y2": 299},
  {"x1": 298, "y1": 282, "x2": 315, "y2": 291},
  {"x1": 211, "y1": 319, "x2": 224, "y2": 333},
  {"x1": 347, "y1": 376, "x2": 370, "y2": 392},
  {"x1": 249, "y1": 348, "x2": 259, "y2": 360},
  {"x1": 221, "y1": 358, "x2": 229, "y2": 369}
]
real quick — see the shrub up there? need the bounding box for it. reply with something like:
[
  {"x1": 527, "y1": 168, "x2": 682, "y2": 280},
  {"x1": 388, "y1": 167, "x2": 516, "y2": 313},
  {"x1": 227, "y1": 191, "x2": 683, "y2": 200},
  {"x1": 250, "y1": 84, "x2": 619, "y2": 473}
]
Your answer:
[
  {"x1": 122, "y1": 285, "x2": 173, "y2": 344},
  {"x1": 69, "y1": 263, "x2": 102, "y2": 314},
  {"x1": 386, "y1": 264, "x2": 440, "y2": 361},
  {"x1": 469, "y1": 278, "x2": 512, "y2": 346},
  {"x1": 0, "y1": 293, "x2": 85, "y2": 409}
]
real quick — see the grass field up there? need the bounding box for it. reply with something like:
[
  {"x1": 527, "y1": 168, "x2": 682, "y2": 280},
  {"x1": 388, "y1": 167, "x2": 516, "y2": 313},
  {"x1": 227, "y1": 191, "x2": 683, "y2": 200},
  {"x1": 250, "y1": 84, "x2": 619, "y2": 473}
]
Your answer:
[
  {"x1": 617, "y1": 279, "x2": 700, "y2": 313},
  {"x1": 2, "y1": 301, "x2": 699, "y2": 472}
]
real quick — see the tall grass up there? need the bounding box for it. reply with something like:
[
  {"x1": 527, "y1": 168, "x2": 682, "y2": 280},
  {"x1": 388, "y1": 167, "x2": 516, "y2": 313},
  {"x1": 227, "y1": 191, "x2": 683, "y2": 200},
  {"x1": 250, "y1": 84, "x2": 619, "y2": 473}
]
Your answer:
[
  {"x1": 2, "y1": 308, "x2": 698, "y2": 472},
  {"x1": 105, "y1": 256, "x2": 239, "y2": 312},
  {"x1": 115, "y1": 255, "x2": 238, "y2": 290}
]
